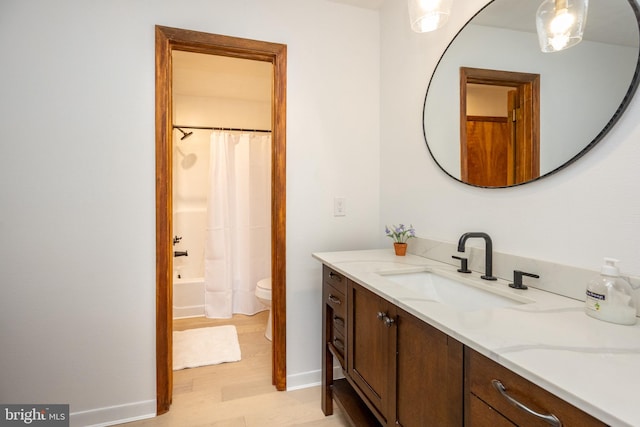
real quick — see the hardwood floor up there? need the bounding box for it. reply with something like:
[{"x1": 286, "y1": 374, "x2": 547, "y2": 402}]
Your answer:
[{"x1": 120, "y1": 313, "x2": 348, "y2": 426}]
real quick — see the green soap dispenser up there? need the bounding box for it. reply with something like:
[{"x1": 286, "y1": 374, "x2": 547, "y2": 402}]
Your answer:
[{"x1": 585, "y1": 258, "x2": 637, "y2": 325}]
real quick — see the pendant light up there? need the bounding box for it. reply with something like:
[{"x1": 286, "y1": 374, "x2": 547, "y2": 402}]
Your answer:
[
  {"x1": 408, "y1": 0, "x2": 453, "y2": 33},
  {"x1": 536, "y1": 0, "x2": 588, "y2": 52}
]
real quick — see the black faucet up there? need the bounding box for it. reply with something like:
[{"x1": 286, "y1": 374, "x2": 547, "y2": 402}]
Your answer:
[
  {"x1": 451, "y1": 255, "x2": 471, "y2": 273},
  {"x1": 457, "y1": 232, "x2": 497, "y2": 281}
]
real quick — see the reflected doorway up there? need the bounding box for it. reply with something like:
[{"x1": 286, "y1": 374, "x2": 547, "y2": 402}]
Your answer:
[{"x1": 460, "y1": 67, "x2": 540, "y2": 187}]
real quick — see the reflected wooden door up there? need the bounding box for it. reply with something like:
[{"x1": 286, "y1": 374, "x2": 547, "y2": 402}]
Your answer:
[{"x1": 466, "y1": 116, "x2": 510, "y2": 186}]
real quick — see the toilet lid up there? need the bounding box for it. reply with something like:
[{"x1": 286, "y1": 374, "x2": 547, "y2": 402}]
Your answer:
[{"x1": 257, "y1": 277, "x2": 272, "y2": 290}]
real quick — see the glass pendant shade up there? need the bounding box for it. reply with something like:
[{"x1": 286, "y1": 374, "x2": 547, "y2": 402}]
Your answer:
[
  {"x1": 408, "y1": 0, "x2": 453, "y2": 33},
  {"x1": 536, "y1": 0, "x2": 589, "y2": 52}
]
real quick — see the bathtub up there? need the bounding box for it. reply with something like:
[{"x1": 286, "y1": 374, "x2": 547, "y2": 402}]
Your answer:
[
  {"x1": 172, "y1": 209, "x2": 206, "y2": 319},
  {"x1": 173, "y1": 276, "x2": 205, "y2": 319}
]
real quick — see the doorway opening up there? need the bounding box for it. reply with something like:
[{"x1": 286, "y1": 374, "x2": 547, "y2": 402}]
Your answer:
[
  {"x1": 459, "y1": 67, "x2": 540, "y2": 187},
  {"x1": 155, "y1": 26, "x2": 287, "y2": 415}
]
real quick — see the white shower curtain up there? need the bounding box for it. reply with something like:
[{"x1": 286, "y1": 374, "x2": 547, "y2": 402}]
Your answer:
[{"x1": 204, "y1": 131, "x2": 272, "y2": 318}]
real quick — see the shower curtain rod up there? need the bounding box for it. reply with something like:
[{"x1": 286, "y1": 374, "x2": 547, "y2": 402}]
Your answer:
[{"x1": 173, "y1": 124, "x2": 271, "y2": 133}]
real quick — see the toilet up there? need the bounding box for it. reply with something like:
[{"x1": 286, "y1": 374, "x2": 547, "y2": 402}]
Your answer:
[{"x1": 255, "y1": 277, "x2": 272, "y2": 341}]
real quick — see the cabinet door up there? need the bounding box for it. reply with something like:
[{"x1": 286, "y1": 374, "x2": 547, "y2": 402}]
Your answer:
[
  {"x1": 347, "y1": 281, "x2": 395, "y2": 425},
  {"x1": 395, "y1": 307, "x2": 464, "y2": 427}
]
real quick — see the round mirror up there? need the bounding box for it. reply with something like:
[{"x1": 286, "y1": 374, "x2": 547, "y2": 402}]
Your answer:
[{"x1": 423, "y1": 0, "x2": 640, "y2": 188}]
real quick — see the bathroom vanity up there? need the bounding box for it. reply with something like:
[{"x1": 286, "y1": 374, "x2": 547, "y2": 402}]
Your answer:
[
  {"x1": 314, "y1": 249, "x2": 640, "y2": 427},
  {"x1": 322, "y1": 264, "x2": 462, "y2": 426}
]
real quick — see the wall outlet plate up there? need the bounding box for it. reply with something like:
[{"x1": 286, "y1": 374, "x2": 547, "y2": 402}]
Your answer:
[{"x1": 334, "y1": 197, "x2": 346, "y2": 216}]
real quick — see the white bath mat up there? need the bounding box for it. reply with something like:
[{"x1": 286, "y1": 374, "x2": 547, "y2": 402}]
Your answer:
[{"x1": 173, "y1": 325, "x2": 241, "y2": 370}]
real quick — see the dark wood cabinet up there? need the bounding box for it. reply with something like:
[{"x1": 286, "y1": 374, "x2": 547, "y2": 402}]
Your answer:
[
  {"x1": 347, "y1": 281, "x2": 396, "y2": 424},
  {"x1": 321, "y1": 264, "x2": 606, "y2": 427},
  {"x1": 322, "y1": 267, "x2": 463, "y2": 426},
  {"x1": 321, "y1": 265, "x2": 347, "y2": 415},
  {"x1": 465, "y1": 348, "x2": 606, "y2": 427},
  {"x1": 395, "y1": 306, "x2": 463, "y2": 427},
  {"x1": 467, "y1": 394, "x2": 516, "y2": 427},
  {"x1": 324, "y1": 266, "x2": 347, "y2": 367}
]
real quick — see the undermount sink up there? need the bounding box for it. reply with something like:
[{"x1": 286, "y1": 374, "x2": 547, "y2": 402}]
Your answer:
[{"x1": 380, "y1": 270, "x2": 533, "y2": 312}]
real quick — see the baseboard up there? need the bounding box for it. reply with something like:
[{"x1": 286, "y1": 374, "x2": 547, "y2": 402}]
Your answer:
[
  {"x1": 70, "y1": 399, "x2": 155, "y2": 427},
  {"x1": 286, "y1": 365, "x2": 345, "y2": 391}
]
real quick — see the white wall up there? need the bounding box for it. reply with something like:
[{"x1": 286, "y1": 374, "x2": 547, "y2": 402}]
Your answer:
[
  {"x1": 0, "y1": 1, "x2": 380, "y2": 425},
  {"x1": 380, "y1": 1, "x2": 640, "y2": 291}
]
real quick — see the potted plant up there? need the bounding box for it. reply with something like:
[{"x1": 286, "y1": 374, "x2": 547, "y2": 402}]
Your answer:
[{"x1": 385, "y1": 224, "x2": 416, "y2": 256}]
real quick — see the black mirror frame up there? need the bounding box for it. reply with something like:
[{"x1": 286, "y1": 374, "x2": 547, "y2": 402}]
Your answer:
[{"x1": 423, "y1": 0, "x2": 640, "y2": 188}]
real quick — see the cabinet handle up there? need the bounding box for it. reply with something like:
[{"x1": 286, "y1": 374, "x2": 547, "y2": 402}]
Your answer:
[
  {"x1": 376, "y1": 311, "x2": 395, "y2": 327},
  {"x1": 328, "y1": 294, "x2": 342, "y2": 305},
  {"x1": 491, "y1": 380, "x2": 562, "y2": 427},
  {"x1": 333, "y1": 337, "x2": 345, "y2": 351},
  {"x1": 383, "y1": 316, "x2": 395, "y2": 327},
  {"x1": 329, "y1": 272, "x2": 342, "y2": 281},
  {"x1": 332, "y1": 315, "x2": 345, "y2": 327}
]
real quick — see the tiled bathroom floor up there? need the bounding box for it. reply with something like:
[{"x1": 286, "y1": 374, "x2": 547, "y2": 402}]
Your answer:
[{"x1": 120, "y1": 312, "x2": 348, "y2": 427}]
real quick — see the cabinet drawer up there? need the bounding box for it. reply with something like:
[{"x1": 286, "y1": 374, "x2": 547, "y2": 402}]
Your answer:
[
  {"x1": 467, "y1": 393, "x2": 516, "y2": 427},
  {"x1": 331, "y1": 327, "x2": 346, "y2": 359},
  {"x1": 323, "y1": 266, "x2": 347, "y2": 369},
  {"x1": 323, "y1": 265, "x2": 347, "y2": 294},
  {"x1": 326, "y1": 283, "x2": 346, "y2": 368},
  {"x1": 466, "y1": 349, "x2": 606, "y2": 427},
  {"x1": 331, "y1": 310, "x2": 346, "y2": 336},
  {"x1": 325, "y1": 284, "x2": 346, "y2": 322}
]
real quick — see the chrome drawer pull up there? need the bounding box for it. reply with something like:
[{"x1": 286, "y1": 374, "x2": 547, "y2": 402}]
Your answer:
[
  {"x1": 491, "y1": 380, "x2": 562, "y2": 427},
  {"x1": 328, "y1": 294, "x2": 342, "y2": 305},
  {"x1": 329, "y1": 272, "x2": 342, "y2": 281}
]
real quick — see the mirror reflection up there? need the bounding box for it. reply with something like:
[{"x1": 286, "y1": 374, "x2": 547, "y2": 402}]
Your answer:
[{"x1": 423, "y1": 0, "x2": 640, "y2": 188}]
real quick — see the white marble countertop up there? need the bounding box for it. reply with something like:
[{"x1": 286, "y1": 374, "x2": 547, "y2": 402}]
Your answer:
[{"x1": 312, "y1": 249, "x2": 640, "y2": 427}]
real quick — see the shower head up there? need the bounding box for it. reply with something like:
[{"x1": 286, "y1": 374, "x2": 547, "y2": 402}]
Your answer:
[{"x1": 175, "y1": 127, "x2": 193, "y2": 140}]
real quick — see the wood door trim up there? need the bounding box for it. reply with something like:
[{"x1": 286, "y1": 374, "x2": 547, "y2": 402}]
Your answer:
[
  {"x1": 155, "y1": 25, "x2": 287, "y2": 415},
  {"x1": 467, "y1": 116, "x2": 508, "y2": 123}
]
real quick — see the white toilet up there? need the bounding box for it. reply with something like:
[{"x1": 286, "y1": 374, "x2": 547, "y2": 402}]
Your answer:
[{"x1": 255, "y1": 277, "x2": 272, "y2": 341}]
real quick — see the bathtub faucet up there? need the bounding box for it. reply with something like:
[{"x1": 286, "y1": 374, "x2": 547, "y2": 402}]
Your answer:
[
  {"x1": 173, "y1": 236, "x2": 183, "y2": 246},
  {"x1": 174, "y1": 250, "x2": 188, "y2": 257}
]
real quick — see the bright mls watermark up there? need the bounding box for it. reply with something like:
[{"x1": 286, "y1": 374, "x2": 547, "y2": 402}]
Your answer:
[{"x1": 1, "y1": 405, "x2": 69, "y2": 426}]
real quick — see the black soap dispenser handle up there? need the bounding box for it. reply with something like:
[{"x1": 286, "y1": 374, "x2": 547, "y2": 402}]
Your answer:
[
  {"x1": 509, "y1": 270, "x2": 539, "y2": 290},
  {"x1": 452, "y1": 255, "x2": 472, "y2": 273}
]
